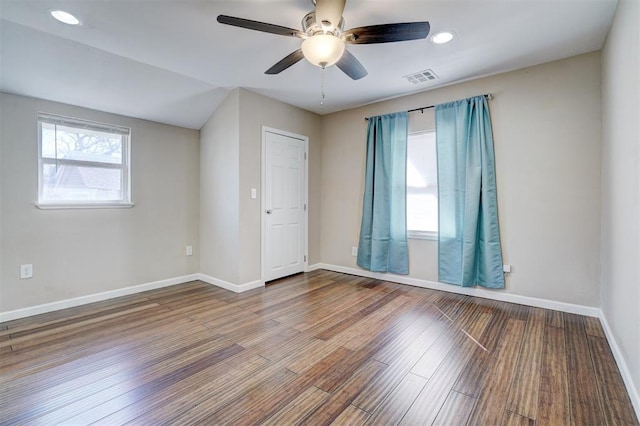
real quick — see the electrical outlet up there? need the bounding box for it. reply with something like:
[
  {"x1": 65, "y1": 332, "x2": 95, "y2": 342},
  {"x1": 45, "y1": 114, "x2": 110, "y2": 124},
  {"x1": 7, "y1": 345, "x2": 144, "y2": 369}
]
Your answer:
[
  {"x1": 185, "y1": 245, "x2": 193, "y2": 256},
  {"x1": 352, "y1": 246, "x2": 358, "y2": 257},
  {"x1": 503, "y1": 264, "x2": 512, "y2": 273},
  {"x1": 20, "y1": 264, "x2": 33, "y2": 279}
]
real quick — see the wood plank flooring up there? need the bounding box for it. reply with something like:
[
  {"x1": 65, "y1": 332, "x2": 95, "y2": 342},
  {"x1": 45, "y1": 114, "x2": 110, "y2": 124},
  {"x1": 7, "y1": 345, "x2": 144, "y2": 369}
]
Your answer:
[{"x1": 1, "y1": 270, "x2": 637, "y2": 425}]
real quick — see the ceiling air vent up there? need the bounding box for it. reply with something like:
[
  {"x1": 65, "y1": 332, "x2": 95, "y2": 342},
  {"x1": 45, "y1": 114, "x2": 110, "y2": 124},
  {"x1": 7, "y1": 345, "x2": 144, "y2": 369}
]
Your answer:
[{"x1": 404, "y1": 69, "x2": 438, "y2": 85}]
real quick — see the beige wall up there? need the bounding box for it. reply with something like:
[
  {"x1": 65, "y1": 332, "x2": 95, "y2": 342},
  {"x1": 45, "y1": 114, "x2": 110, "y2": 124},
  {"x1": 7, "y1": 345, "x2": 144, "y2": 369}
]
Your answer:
[
  {"x1": 0, "y1": 97, "x2": 4, "y2": 298},
  {"x1": 199, "y1": 88, "x2": 321, "y2": 285},
  {"x1": 320, "y1": 52, "x2": 602, "y2": 307},
  {"x1": 238, "y1": 89, "x2": 322, "y2": 283},
  {"x1": 601, "y1": 0, "x2": 640, "y2": 402},
  {"x1": 0, "y1": 93, "x2": 200, "y2": 312},
  {"x1": 199, "y1": 89, "x2": 240, "y2": 283}
]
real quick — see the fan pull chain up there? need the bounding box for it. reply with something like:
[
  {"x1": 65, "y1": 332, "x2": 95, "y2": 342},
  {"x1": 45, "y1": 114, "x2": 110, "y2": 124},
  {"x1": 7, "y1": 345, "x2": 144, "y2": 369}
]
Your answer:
[{"x1": 320, "y1": 66, "x2": 326, "y2": 110}]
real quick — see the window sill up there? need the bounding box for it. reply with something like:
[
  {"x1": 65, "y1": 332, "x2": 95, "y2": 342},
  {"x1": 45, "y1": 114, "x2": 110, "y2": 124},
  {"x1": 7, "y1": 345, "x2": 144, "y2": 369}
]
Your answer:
[
  {"x1": 35, "y1": 202, "x2": 135, "y2": 210},
  {"x1": 408, "y1": 230, "x2": 438, "y2": 241}
]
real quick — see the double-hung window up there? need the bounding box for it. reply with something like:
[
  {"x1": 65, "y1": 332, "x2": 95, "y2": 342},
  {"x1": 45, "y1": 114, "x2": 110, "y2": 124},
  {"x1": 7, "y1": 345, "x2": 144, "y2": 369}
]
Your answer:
[
  {"x1": 406, "y1": 130, "x2": 438, "y2": 239},
  {"x1": 37, "y1": 113, "x2": 132, "y2": 208}
]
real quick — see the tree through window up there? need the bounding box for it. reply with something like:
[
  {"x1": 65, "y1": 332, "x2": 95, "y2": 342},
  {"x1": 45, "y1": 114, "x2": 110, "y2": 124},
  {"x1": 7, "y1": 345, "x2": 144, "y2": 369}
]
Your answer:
[{"x1": 37, "y1": 114, "x2": 132, "y2": 207}]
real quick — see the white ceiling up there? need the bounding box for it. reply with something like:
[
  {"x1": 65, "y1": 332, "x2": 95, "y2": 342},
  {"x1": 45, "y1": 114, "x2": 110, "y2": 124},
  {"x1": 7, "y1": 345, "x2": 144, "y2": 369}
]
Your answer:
[{"x1": 0, "y1": 0, "x2": 617, "y2": 129}]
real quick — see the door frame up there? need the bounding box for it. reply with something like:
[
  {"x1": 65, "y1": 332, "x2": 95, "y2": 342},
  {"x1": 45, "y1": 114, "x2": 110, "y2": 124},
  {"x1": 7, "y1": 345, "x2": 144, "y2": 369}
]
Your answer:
[{"x1": 261, "y1": 126, "x2": 309, "y2": 283}]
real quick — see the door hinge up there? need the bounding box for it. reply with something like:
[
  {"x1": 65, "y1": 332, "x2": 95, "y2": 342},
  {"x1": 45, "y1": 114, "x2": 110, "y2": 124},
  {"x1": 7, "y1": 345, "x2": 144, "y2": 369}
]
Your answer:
[
  {"x1": 304, "y1": 204, "x2": 307, "y2": 211},
  {"x1": 304, "y1": 255, "x2": 307, "y2": 262},
  {"x1": 304, "y1": 152, "x2": 307, "y2": 160}
]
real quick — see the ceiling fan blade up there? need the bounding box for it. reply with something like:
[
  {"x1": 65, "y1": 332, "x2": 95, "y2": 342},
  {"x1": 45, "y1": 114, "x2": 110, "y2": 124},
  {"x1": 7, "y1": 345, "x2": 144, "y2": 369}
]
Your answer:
[
  {"x1": 336, "y1": 50, "x2": 368, "y2": 80},
  {"x1": 344, "y1": 22, "x2": 430, "y2": 44},
  {"x1": 217, "y1": 15, "x2": 304, "y2": 38},
  {"x1": 265, "y1": 49, "x2": 305, "y2": 74},
  {"x1": 315, "y1": 0, "x2": 346, "y2": 30}
]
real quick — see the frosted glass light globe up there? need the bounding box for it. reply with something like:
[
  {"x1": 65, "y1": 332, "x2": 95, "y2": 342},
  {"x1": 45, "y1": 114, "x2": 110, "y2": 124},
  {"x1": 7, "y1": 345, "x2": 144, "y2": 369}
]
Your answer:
[{"x1": 301, "y1": 34, "x2": 346, "y2": 68}]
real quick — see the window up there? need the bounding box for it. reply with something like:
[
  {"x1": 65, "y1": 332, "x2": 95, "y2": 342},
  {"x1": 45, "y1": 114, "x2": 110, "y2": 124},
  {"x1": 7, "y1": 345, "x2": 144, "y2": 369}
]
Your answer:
[
  {"x1": 407, "y1": 130, "x2": 438, "y2": 239},
  {"x1": 37, "y1": 113, "x2": 132, "y2": 208}
]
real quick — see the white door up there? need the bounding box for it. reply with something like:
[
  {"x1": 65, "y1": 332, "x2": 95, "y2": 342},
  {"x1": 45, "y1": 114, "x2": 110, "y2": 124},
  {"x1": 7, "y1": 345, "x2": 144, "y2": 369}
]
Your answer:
[{"x1": 263, "y1": 129, "x2": 307, "y2": 282}]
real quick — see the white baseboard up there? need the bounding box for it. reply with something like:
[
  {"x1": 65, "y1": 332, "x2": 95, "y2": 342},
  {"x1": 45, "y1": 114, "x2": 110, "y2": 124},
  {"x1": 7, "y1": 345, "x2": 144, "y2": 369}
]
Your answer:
[
  {"x1": 599, "y1": 312, "x2": 640, "y2": 420},
  {"x1": 0, "y1": 264, "x2": 600, "y2": 321},
  {"x1": 1, "y1": 264, "x2": 636, "y2": 418},
  {"x1": 198, "y1": 274, "x2": 264, "y2": 293},
  {"x1": 312, "y1": 262, "x2": 639, "y2": 419},
  {"x1": 0, "y1": 274, "x2": 199, "y2": 323},
  {"x1": 305, "y1": 263, "x2": 323, "y2": 272},
  {"x1": 0, "y1": 272, "x2": 265, "y2": 322},
  {"x1": 312, "y1": 263, "x2": 601, "y2": 317}
]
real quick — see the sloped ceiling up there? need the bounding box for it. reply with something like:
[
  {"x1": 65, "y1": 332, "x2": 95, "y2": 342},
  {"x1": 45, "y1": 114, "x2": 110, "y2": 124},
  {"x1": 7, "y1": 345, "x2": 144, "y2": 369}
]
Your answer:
[{"x1": 0, "y1": 0, "x2": 617, "y2": 129}]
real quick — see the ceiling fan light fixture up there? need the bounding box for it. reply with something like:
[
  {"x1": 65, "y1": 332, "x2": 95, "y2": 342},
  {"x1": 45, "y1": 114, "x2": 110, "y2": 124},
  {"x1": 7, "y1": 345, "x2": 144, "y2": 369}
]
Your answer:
[
  {"x1": 49, "y1": 10, "x2": 81, "y2": 26},
  {"x1": 301, "y1": 34, "x2": 345, "y2": 68},
  {"x1": 431, "y1": 31, "x2": 455, "y2": 44}
]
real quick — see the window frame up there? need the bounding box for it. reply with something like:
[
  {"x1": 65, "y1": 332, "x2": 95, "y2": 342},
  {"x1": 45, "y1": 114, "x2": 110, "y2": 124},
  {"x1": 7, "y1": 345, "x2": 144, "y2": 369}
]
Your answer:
[
  {"x1": 36, "y1": 113, "x2": 133, "y2": 209},
  {"x1": 406, "y1": 129, "x2": 438, "y2": 241},
  {"x1": 408, "y1": 229, "x2": 438, "y2": 241}
]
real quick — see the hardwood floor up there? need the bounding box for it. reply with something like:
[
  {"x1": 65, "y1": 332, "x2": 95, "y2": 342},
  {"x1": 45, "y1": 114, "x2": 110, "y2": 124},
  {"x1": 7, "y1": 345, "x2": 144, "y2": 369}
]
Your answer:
[{"x1": 1, "y1": 270, "x2": 637, "y2": 425}]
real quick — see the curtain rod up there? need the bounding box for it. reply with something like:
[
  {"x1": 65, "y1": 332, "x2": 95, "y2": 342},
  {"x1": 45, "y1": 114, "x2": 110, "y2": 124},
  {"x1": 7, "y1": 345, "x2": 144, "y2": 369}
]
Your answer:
[{"x1": 364, "y1": 93, "x2": 493, "y2": 121}]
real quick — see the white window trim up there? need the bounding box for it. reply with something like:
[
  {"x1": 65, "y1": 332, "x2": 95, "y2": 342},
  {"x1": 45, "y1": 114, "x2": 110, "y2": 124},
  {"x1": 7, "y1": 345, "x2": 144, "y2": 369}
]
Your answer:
[
  {"x1": 407, "y1": 129, "x2": 438, "y2": 239},
  {"x1": 408, "y1": 230, "x2": 438, "y2": 240},
  {"x1": 36, "y1": 113, "x2": 133, "y2": 209},
  {"x1": 35, "y1": 202, "x2": 134, "y2": 210}
]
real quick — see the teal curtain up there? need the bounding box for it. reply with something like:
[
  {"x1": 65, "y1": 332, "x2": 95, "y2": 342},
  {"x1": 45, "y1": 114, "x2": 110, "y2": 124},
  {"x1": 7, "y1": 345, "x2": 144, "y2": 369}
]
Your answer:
[
  {"x1": 435, "y1": 96, "x2": 504, "y2": 288},
  {"x1": 357, "y1": 112, "x2": 409, "y2": 274}
]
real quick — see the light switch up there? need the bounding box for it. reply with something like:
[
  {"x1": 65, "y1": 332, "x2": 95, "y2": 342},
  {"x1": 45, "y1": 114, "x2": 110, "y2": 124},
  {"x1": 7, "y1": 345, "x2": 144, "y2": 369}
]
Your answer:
[{"x1": 251, "y1": 188, "x2": 257, "y2": 199}]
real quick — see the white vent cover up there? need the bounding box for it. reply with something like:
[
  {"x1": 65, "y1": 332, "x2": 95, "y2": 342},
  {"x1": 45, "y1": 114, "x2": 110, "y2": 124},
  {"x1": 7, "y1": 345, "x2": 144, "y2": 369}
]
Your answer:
[{"x1": 404, "y1": 69, "x2": 438, "y2": 84}]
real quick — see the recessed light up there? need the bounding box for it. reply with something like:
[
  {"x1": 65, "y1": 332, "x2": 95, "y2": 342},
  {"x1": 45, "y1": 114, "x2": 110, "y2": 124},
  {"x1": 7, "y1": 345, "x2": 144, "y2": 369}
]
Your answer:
[
  {"x1": 50, "y1": 10, "x2": 81, "y2": 26},
  {"x1": 431, "y1": 31, "x2": 455, "y2": 44}
]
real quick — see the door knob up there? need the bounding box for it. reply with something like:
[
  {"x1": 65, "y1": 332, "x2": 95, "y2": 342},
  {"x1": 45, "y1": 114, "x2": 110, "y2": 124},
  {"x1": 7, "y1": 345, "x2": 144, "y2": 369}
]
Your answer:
[{"x1": 266, "y1": 209, "x2": 273, "y2": 214}]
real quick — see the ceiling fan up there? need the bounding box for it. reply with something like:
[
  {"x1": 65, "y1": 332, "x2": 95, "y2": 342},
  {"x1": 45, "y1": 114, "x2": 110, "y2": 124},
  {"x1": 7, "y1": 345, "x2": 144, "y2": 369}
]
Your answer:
[{"x1": 217, "y1": 0, "x2": 430, "y2": 80}]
